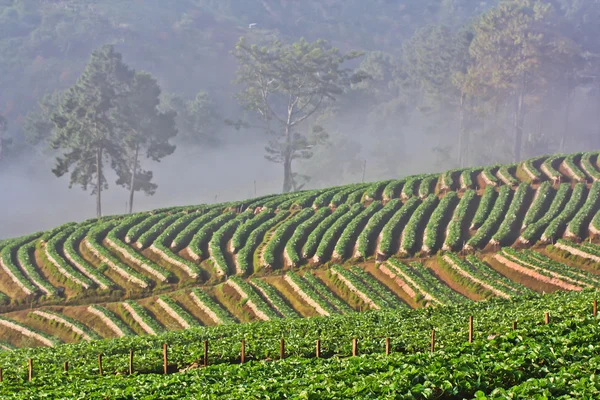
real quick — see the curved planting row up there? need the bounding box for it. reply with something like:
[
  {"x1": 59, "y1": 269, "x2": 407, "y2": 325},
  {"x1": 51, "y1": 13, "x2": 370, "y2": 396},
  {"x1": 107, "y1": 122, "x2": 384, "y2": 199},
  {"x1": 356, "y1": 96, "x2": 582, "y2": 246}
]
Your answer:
[
  {"x1": 466, "y1": 185, "x2": 512, "y2": 249},
  {"x1": 285, "y1": 208, "x2": 331, "y2": 267},
  {"x1": 303, "y1": 205, "x2": 350, "y2": 260},
  {"x1": 284, "y1": 271, "x2": 335, "y2": 316},
  {"x1": 489, "y1": 183, "x2": 530, "y2": 246},
  {"x1": 0, "y1": 234, "x2": 43, "y2": 296},
  {"x1": 540, "y1": 182, "x2": 587, "y2": 243},
  {"x1": 330, "y1": 265, "x2": 386, "y2": 310},
  {"x1": 209, "y1": 211, "x2": 253, "y2": 276},
  {"x1": 17, "y1": 239, "x2": 57, "y2": 297},
  {"x1": 400, "y1": 194, "x2": 439, "y2": 255},
  {"x1": 250, "y1": 278, "x2": 299, "y2": 318},
  {"x1": 170, "y1": 209, "x2": 222, "y2": 252},
  {"x1": 443, "y1": 190, "x2": 476, "y2": 251},
  {"x1": 262, "y1": 208, "x2": 313, "y2": 269},
  {"x1": 0, "y1": 316, "x2": 60, "y2": 347},
  {"x1": 356, "y1": 199, "x2": 402, "y2": 259},
  {"x1": 422, "y1": 192, "x2": 458, "y2": 254},
  {"x1": 332, "y1": 202, "x2": 382, "y2": 260},
  {"x1": 87, "y1": 305, "x2": 135, "y2": 337},
  {"x1": 378, "y1": 197, "x2": 420, "y2": 258},
  {"x1": 121, "y1": 300, "x2": 164, "y2": 335},
  {"x1": 44, "y1": 227, "x2": 95, "y2": 290},
  {"x1": 31, "y1": 310, "x2": 101, "y2": 341},
  {"x1": 314, "y1": 204, "x2": 364, "y2": 263},
  {"x1": 226, "y1": 276, "x2": 279, "y2": 320},
  {"x1": 348, "y1": 266, "x2": 405, "y2": 309},
  {"x1": 189, "y1": 288, "x2": 235, "y2": 325},
  {"x1": 156, "y1": 296, "x2": 199, "y2": 329},
  {"x1": 187, "y1": 212, "x2": 237, "y2": 261},
  {"x1": 302, "y1": 273, "x2": 354, "y2": 314}
]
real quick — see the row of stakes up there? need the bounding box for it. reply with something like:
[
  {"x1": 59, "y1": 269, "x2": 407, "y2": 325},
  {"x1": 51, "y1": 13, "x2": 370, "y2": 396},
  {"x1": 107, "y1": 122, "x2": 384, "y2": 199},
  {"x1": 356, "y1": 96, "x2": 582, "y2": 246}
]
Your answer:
[{"x1": 1, "y1": 300, "x2": 597, "y2": 383}]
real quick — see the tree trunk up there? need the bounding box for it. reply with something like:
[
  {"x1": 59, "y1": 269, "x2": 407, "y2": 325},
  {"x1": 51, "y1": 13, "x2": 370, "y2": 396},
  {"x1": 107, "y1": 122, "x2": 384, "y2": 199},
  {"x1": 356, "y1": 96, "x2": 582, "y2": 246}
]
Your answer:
[
  {"x1": 96, "y1": 147, "x2": 103, "y2": 218},
  {"x1": 513, "y1": 74, "x2": 527, "y2": 163},
  {"x1": 128, "y1": 145, "x2": 139, "y2": 214},
  {"x1": 457, "y1": 93, "x2": 467, "y2": 168}
]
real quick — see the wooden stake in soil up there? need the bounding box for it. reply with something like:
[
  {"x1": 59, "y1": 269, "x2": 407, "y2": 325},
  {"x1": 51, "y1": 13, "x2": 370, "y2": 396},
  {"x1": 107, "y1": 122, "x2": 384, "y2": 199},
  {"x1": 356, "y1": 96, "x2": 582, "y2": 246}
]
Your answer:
[
  {"x1": 129, "y1": 349, "x2": 134, "y2": 375},
  {"x1": 315, "y1": 339, "x2": 321, "y2": 358},
  {"x1": 203, "y1": 340, "x2": 208, "y2": 367},
  {"x1": 163, "y1": 344, "x2": 168, "y2": 375},
  {"x1": 594, "y1": 300, "x2": 597, "y2": 317},
  {"x1": 544, "y1": 312, "x2": 550, "y2": 325},
  {"x1": 431, "y1": 329, "x2": 435, "y2": 353},
  {"x1": 468, "y1": 316, "x2": 473, "y2": 344},
  {"x1": 280, "y1": 338, "x2": 285, "y2": 360},
  {"x1": 64, "y1": 361, "x2": 69, "y2": 372},
  {"x1": 241, "y1": 339, "x2": 245, "y2": 364},
  {"x1": 28, "y1": 358, "x2": 32, "y2": 382},
  {"x1": 385, "y1": 337, "x2": 390, "y2": 356},
  {"x1": 98, "y1": 354, "x2": 103, "y2": 376},
  {"x1": 352, "y1": 338, "x2": 358, "y2": 356},
  {"x1": 513, "y1": 321, "x2": 517, "y2": 330},
  {"x1": 0, "y1": 367, "x2": 3, "y2": 382}
]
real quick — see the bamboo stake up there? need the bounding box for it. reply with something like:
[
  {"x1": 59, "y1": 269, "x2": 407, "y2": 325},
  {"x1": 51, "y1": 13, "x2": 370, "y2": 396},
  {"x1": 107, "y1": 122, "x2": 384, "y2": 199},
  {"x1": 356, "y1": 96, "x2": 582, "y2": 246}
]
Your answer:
[
  {"x1": 280, "y1": 338, "x2": 285, "y2": 360},
  {"x1": 544, "y1": 312, "x2": 550, "y2": 325},
  {"x1": 28, "y1": 358, "x2": 32, "y2": 382},
  {"x1": 352, "y1": 338, "x2": 358, "y2": 356},
  {"x1": 315, "y1": 339, "x2": 321, "y2": 358},
  {"x1": 241, "y1": 339, "x2": 245, "y2": 364},
  {"x1": 431, "y1": 329, "x2": 435, "y2": 352},
  {"x1": 163, "y1": 344, "x2": 168, "y2": 375},
  {"x1": 513, "y1": 321, "x2": 517, "y2": 330},
  {"x1": 468, "y1": 316, "x2": 473, "y2": 343},
  {"x1": 98, "y1": 354, "x2": 103, "y2": 376},
  {"x1": 594, "y1": 300, "x2": 597, "y2": 317},
  {"x1": 0, "y1": 367, "x2": 2, "y2": 382},
  {"x1": 385, "y1": 337, "x2": 390, "y2": 355},
  {"x1": 64, "y1": 361, "x2": 69, "y2": 373},
  {"x1": 204, "y1": 340, "x2": 208, "y2": 367}
]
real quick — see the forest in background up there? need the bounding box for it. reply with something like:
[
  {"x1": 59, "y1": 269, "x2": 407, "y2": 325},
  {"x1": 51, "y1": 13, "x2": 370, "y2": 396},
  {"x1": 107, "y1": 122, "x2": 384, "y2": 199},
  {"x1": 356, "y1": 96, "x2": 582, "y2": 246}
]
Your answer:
[{"x1": 1, "y1": 0, "x2": 599, "y2": 238}]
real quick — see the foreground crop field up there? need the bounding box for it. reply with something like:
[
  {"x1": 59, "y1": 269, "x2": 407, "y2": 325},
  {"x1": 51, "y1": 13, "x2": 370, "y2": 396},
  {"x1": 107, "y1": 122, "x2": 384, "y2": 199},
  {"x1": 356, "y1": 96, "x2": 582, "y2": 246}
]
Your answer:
[
  {"x1": 0, "y1": 289, "x2": 599, "y2": 398},
  {"x1": 0, "y1": 151, "x2": 600, "y2": 350}
]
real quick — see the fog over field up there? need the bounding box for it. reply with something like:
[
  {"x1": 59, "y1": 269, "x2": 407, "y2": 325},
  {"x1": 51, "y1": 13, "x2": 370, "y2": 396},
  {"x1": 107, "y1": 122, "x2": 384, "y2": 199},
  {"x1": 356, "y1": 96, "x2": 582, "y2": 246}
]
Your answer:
[{"x1": 1, "y1": 0, "x2": 599, "y2": 239}]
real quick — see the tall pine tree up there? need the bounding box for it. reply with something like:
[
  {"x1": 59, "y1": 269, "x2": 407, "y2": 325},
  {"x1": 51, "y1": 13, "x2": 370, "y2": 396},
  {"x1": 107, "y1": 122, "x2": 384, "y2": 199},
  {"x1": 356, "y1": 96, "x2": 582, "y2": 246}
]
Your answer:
[{"x1": 51, "y1": 45, "x2": 134, "y2": 217}]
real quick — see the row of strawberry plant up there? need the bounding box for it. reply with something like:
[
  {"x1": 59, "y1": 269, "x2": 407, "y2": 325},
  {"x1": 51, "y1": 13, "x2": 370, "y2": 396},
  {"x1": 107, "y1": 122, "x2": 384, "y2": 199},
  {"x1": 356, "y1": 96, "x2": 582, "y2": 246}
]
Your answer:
[
  {"x1": 85, "y1": 221, "x2": 151, "y2": 288},
  {"x1": 521, "y1": 155, "x2": 545, "y2": 182},
  {"x1": 497, "y1": 163, "x2": 519, "y2": 186},
  {"x1": 210, "y1": 212, "x2": 253, "y2": 276},
  {"x1": 315, "y1": 204, "x2": 364, "y2": 262},
  {"x1": 400, "y1": 194, "x2": 439, "y2": 255},
  {"x1": 400, "y1": 175, "x2": 423, "y2": 199},
  {"x1": 519, "y1": 183, "x2": 571, "y2": 243},
  {"x1": 465, "y1": 255, "x2": 532, "y2": 295},
  {"x1": 364, "y1": 180, "x2": 392, "y2": 202},
  {"x1": 44, "y1": 226, "x2": 95, "y2": 290},
  {"x1": 284, "y1": 271, "x2": 337, "y2": 316},
  {"x1": 285, "y1": 208, "x2": 331, "y2": 266},
  {"x1": 566, "y1": 181, "x2": 600, "y2": 238},
  {"x1": 250, "y1": 279, "x2": 299, "y2": 318},
  {"x1": 170, "y1": 210, "x2": 223, "y2": 251},
  {"x1": 302, "y1": 273, "x2": 354, "y2": 314},
  {"x1": 227, "y1": 276, "x2": 280, "y2": 320},
  {"x1": 470, "y1": 186, "x2": 496, "y2": 229},
  {"x1": 105, "y1": 222, "x2": 174, "y2": 283},
  {"x1": 522, "y1": 181, "x2": 553, "y2": 228},
  {"x1": 440, "y1": 168, "x2": 461, "y2": 191},
  {"x1": 348, "y1": 266, "x2": 405, "y2": 309},
  {"x1": 88, "y1": 305, "x2": 135, "y2": 337},
  {"x1": 40, "y1": 222, "x2": 77, "y2": 243},
  {"x1": 302, "y1": 205, "x2": 350, "y2": 259},
  {"x1": 377, "y1": 197, "x2": 420, "y2": 257},
  {"x1": 333, "y1": 202, "x2": 382, "y2": 260},
  {"x1": 356, "y1": 199, "x2": 402, "y2": 258},
  {"x1": 312, "y1": 187, "x2": 344, "y2": 208},
  {"x1": 262, "y1": 208, "x2": 313, "y2": 268},
  {"x1": 187, "y1": 212, "x2": 237, "y2": 261},
  {"x1": 459, "y1": 168, "x2": 481, "y2": 190},
  {"x1": 418, "y1": 174, "x2": 439, "y2": 198},
  {"x1": 231, "y1": 209, "x2": 273, "y2": 252},
  {"x1": 466, "y1": 185, "x2": 511, "y2": 249},
  {"x1": 443, "y1": 190, "x2": 476, "y2": 251},
  {"x1": 189, "y1": 288, "x2": 236, "y2": 325},
  {"x1": 345, "y1": 187, "x2": 368, "y2": 205},
  {"x1": 124, "y1": 213, "x2": 165, "y2": 244},
  {"x1": 382, "y1": 179, "x2": 405, "y2": 201},
  {"x1": 581, "y1": 152, "x2": 600, "y2": 181},
  {"x1": 502, "y1": 248, "x2": 600, "y2": 288},
  {"x1": 0, "y1": 234, "x2": 44, "y2": 296},
  {"x1": 30, "y1": 310, "x2": 102, "y2": 341},
  {"x1": 157, "y1": 296, "x2": 200, "y2": 329},
  {"x1": 564, "y1": 153, "x2": 586, "y2": 182},
  {"x1": 481, "y1": 165, "x2": 499, "y2": 186},
  {"x1": 17, "y1": 240, "x2": 57, "y2": 297},
  {"x1": 490, "y1": 183, "x2": 530, "y2": 246},
  {"x1": 63, "y1": 225, "x2": 115, "y2": 290},
  {"x1": 0, "y1": 316, "x2": 60, "y2": 347},
  {"x1": 540, "y1": 155, "x2": 562, "y2": 182},
  {"x1": 278, "y1": 190, "x2": 321, "y2": 210},
  {"x1": 237, "y1": 211, "x2": 290, "y2": 275},
  {"x1": 382, "y1": 260, "x2": 442, "y2": 306},
  {"x1": 422, "y1": 192, "x2": 458, "y2": 253},
  {"x1": 541, "y1": 182, "x2": 587, "y2": 242},
  {"x1": 136, "y1": 213, "x2": 183, "y2": 249},
  {"x1": 122, "y1": 300, "x2": 164, "y2": 335},
  {"x1": 330, "y1": 184, "x2": 367, "y2": 207},
  {"x1": 330, "y1": 265, "x2": 387, "y2": 310},
  {"x1": 442, "y1": 253, "x2": 525, "y2": 298}
]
